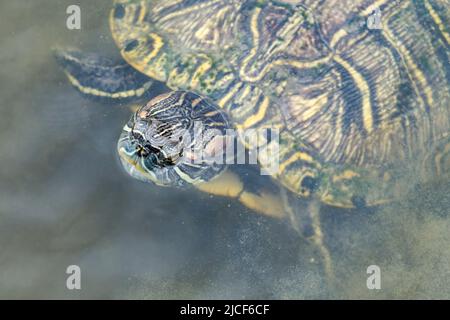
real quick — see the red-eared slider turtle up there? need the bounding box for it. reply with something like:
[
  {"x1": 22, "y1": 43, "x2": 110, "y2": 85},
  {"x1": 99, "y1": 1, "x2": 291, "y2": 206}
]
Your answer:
[{"x1": 55, "y1": 0, "x2": 450, "y2": 278}]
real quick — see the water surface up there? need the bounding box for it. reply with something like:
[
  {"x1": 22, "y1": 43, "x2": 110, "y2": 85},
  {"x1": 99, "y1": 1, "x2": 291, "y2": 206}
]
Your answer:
[{"x1": 1, "y1": 0, "x2": 450, "y2": 299}]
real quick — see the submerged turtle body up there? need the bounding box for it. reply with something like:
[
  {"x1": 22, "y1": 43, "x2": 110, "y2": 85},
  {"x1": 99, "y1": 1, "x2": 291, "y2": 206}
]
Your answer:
[
  {"x1": 110, "y1": 0, "x2": 450, "y2": 208},
  {"x1": 57, "y1": 0, "x2": 450, "y2": 209}
]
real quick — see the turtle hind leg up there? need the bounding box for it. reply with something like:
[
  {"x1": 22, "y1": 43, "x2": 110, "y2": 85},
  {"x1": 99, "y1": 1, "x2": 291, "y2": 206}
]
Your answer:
[
  {"x1": 53, "y1": 47, "x2": 154, "y2": 103},
  {"x1": 196, "y1": 170, "x2": 335, "y2": 283},
  {"x1": 281, "y1": 189, "x2": 336, "y2": 285},
  {"x1": 422, "y1": 135, "x2": 450, "y2": 181},
  {"x1": 306, "y1": 199, "x2": 335, "y2": 285}
]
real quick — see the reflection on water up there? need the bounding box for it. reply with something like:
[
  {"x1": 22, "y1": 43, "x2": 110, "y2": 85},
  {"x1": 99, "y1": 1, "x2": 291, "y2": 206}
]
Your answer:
[{"x1": 0, "y1": 1, "x2": 449, "y2": 299}]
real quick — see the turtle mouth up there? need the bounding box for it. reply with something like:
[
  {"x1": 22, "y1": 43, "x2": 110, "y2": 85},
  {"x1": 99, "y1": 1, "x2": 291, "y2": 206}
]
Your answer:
[
  {"x1": 117, "y1": 145, "x2": 162, "y2": 186},
  {"x1": 117, "y1": 126, "x2": 184, "y2": 187}
]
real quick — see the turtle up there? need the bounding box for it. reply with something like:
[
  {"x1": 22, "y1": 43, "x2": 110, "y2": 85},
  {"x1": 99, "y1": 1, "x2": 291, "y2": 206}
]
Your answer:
[{"x1": 55, "y1": 0, "x2": 450, "y2": 278}]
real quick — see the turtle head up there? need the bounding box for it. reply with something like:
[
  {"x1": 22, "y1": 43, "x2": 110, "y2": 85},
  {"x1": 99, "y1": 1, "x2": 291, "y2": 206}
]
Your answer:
[{"x1": 117, "y1": 91, "x2": 230, "y2": 187}]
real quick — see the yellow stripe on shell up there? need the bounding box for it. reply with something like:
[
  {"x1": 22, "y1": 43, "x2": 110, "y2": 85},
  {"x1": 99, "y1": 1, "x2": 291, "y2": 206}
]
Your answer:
[
  {"x1": 382, "y1": 26, "x2": 434, "y2": 111},
  {"x1": 273, "y1": 56, "x2": 331, "y2": 70},
  {"x1": 236, "y1": 96, "x2": 270, "y2": 129},
  {"x1": 138, "y1": 0, "x2": 147, "y2": 23},
  {"x1": 140, "y1": 33, "x2": 165, "y2": 67},
  {"x1": 278, "y1": 151, "x2": 317, "y2": 174},
  {"x1": 360, "y1": 0, "x2": 391, "y2": 17},
  {"x1": 239, "y1": 7, "x2": 261, "y2": 82},
  {"x1": 157, "y1": 0, "x2": 223, "y2": 24},
  {"x1": 424, "y1": 0, "x2": 450, "y2": 45},
  {"x1": 333, "y1": 55, "x2": 375, "y2": 133},
  {"x1": 190, "y1": 54, "x2": 213, "y2": 88},
  {"x1": 193, "y1": 5, "x2": 231, "y2": 46},
  {"x1": 110, "y1": 7, "x2": 166, "y2": 81},
  {"x1": 331, "y1": 170, "x2": 360, "y2": 183},
  {"x1": 330, "y1": 29, "x2": 348, "y2": 48},
  {"x1": 239, "y1": 7, "x2": 332, "y2": 83},
  {"x1": 218, "y1": 82, "x2": 243, "y2": 108}
]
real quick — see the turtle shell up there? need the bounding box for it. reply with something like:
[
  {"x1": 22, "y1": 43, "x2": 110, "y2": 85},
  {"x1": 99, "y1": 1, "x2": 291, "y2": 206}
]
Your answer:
[{"x1": 109, "y1": 0, "x2": 450, "y2": 208}]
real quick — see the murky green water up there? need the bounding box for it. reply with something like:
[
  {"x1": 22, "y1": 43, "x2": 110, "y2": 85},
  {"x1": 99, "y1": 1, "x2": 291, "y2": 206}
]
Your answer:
[{"x1": 1, "y1": 1, "x2": 450, "y2": 299}]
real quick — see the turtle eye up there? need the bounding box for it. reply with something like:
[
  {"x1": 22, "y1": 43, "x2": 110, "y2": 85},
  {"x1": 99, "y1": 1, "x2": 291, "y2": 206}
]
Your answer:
[
  {"x1": 136, "y1": 145, "x2": 149, "y2": 158},
  {"x1": 137, "y1": 144, "x2": 159, "y2": 158}
]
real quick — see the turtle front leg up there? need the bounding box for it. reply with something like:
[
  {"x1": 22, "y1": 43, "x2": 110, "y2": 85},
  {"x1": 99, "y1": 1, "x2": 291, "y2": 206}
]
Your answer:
[
  {"x1": 196, "y1": 170, "x2": 286, "y2": 219},
  {"x1": 53, "y1": 48, "x2": 154, "y2": 103}
]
